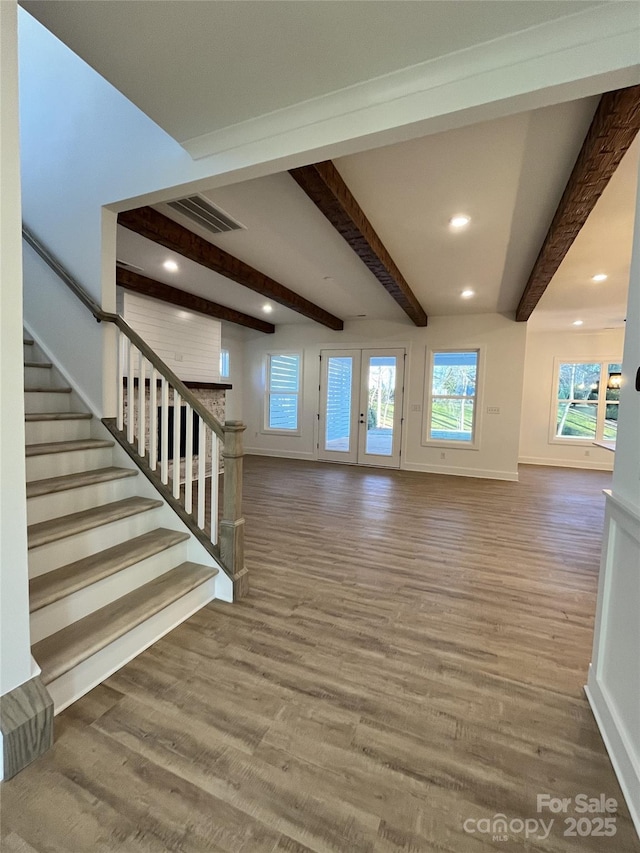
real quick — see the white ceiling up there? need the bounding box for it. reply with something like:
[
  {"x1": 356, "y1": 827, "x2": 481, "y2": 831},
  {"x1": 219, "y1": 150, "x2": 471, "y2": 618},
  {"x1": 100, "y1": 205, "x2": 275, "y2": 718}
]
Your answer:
[
  {"x1": 115, "y1": 95, "x2": 638, "y2": 333},
  {"x1": 21, "y1": 0, "x2": 600, "y2": 145},
  {"x1": 24, "y1": 0, "x2": 637, "y2": 334},
  {"x1": 529, "y1": 136, "x2": 639, "y2": 332}
]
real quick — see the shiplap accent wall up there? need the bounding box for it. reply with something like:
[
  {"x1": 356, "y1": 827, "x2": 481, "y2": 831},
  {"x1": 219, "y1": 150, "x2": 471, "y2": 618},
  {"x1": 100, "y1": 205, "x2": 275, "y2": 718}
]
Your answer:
[{"x1": 117, "y1": 290, "x2": 221, "y2": 383}]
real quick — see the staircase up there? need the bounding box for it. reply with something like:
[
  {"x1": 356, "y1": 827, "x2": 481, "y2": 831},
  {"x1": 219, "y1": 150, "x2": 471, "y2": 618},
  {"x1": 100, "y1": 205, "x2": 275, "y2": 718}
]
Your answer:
[{"x1": 23, "y1": 334, "x2": 221, "y2": 713}]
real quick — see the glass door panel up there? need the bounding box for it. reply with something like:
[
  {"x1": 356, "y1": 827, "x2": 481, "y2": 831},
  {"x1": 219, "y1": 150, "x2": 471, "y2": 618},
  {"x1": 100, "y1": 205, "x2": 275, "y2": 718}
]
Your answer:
[
  {"x1": 319, "y1": 351, "x2": 360, "y2": 464},
  {"x1": 325, "y1": 356, "x2": 354, "y2": 452},
  {"x1": 358, "y1": 350, "x2": 404, "y2": 467}
]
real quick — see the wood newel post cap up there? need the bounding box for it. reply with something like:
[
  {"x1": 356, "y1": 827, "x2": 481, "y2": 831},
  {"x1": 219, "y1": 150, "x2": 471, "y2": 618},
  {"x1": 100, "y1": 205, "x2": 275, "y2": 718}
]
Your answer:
[{"x1": 223, "y1": 420, "x2": 246, "y2": 433}]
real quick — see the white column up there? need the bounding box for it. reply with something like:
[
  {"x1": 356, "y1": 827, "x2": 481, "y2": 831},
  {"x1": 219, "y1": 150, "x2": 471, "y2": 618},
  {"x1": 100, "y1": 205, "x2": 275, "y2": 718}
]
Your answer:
[
  {"x1": 586, "y1": 153, "x2": 640, "y2": 838},
  {"x1": 0, "y1": 0, "x2": 33, "y2": 701}
]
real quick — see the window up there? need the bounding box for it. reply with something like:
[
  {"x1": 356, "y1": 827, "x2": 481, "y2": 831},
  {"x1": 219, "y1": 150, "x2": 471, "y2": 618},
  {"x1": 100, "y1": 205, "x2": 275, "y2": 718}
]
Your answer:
[
  {"x1": 553, "y1": 361, "x2": 621, "y2": 442},
  {"x1": 219, "y1": 348, "x2": 230, "y2": 379},
  {"x1": 265, "y1": 353, "x2": 301, "y2": 432},
  {"x1": 425, "y1": 350, "x2": 479, "y2": 445}
]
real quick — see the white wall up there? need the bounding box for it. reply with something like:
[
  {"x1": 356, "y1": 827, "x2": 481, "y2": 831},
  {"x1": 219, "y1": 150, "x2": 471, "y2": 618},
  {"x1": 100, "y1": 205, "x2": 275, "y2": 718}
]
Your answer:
[
  {"x1": 243, "y1": 313, "x2": 527, "y2": 480},
  {"x1": 520, "y1": 328, "x2": 624, "y2": 470},
  {"x1": 586, "y1": 166, "x2": 640, "y2": 838},
  {"x1": 220, "y1": 322, "x2": 246, "y2": 422},
  {"x1": 119, "y1": 291, "x2": 221, "y2": 383},
  {"x1": 0, "y1": 0, "x2": 33, "y2": 700}
]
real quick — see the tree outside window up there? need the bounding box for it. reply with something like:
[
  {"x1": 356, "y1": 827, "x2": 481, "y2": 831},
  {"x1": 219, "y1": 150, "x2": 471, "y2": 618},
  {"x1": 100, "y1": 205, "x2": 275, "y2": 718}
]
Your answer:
[
  {"x1": 426, "y1": 350, "x2": 479, "y2": 444},
  {"x1": 555, "y1": 361, "x2": 621, "y2": 442}
]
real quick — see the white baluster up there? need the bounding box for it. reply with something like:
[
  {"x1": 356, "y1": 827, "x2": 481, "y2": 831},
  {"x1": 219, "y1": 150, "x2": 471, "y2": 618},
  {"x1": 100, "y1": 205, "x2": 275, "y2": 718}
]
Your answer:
[
  {"x1": 173, "y1": 388, "x2": 181, "y2": 499},
  {"x1": 184, "y1": 402, "x2": 193, "y2": 514},
  {"x1": 197, "y1": 418, "x2": 206, "y2": 529},
  {"x1": 160, "y1": 377, "x2": 169, "y2": 485},
  {"x1": 138, "y1": 352, "x2": 146, "y2": 460},
  {"x1": 210, "y1": 434, "x2": 218, "y2": 544},
  {"x1": 149, "y1": 367, "x2": 158, "y2": 471},
  {"x1": 117, "y1": 330, "x2": 125, "y2": 431},
  {"x1": 127, "y1": 342, "x2": 136, "y2": 445}
]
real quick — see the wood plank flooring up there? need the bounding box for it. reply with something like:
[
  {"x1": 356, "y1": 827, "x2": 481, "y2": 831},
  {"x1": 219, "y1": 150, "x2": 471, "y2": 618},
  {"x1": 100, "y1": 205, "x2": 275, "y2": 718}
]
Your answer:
[{"x1": 3, "y1": 457, "x2": 638, "y2": 852}]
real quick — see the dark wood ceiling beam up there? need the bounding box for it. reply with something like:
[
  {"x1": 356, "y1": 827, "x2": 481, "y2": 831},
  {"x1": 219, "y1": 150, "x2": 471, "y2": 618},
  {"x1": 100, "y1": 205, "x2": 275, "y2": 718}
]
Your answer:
[
  {"x1": 516, "y1": 84, "x2": 640, "y2": 322},
  {"x1": 118, "y1": 206, "x2": 344, "y2": 331},
  {"x1": 116, "y1": 268, "x2": 275, "y2": 334},
  {"x1": 289, "y1": 161, "x2": 428, "y2": 327}
]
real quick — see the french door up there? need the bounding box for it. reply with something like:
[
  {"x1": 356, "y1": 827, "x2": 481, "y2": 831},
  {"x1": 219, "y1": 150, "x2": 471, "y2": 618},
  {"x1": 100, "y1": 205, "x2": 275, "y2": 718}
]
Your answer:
[{"x1": 318, "y1": 348, "x2": 405, "y2": 468}]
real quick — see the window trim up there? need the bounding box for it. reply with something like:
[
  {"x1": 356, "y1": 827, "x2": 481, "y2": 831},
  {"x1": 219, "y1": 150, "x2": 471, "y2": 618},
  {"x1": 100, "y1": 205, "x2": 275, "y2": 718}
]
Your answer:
[
  {"x1": 263, "y1": 351, "x2": 302, "y2": 436},
  {"x1": 549, "y1": 357, "x2": 621, "y2": 446},
  {"x1": 422, "y1": 347, "x2": 483, "y2": 450}
]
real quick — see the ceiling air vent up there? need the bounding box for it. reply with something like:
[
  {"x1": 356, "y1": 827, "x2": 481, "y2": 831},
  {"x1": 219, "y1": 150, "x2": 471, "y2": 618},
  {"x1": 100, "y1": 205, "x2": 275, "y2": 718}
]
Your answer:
[{"x1": 167, "y1": 195, "x2": 244, "y2": 235}]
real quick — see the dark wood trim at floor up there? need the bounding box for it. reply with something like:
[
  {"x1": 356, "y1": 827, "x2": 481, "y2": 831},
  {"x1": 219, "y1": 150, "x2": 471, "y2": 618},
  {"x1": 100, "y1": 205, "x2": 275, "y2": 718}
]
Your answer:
[{"x1": 2, "y1": 459, "x2": 638, "y2": 851}]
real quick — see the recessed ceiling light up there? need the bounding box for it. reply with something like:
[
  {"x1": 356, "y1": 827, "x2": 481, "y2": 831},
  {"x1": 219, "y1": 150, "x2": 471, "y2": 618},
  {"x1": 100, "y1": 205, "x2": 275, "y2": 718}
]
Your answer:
[
  {"x1": 461, "y1": 289, "x2": 475, "y2": 299},
  {"x1": 262, "y1": 304, "x2": 273, "y2": 314},
  {"x1": 592, "y1": 274, "x2": 608, "y2": 282},
  {"x1": 163, "y1": 260, "x2": 179, "y2": 272},
  {"x1": 450, "y1": 214, "x2": 471, "y2": 229},
  {"x1": 573, "y1": 320, "x2": 584, "y2": 326}
]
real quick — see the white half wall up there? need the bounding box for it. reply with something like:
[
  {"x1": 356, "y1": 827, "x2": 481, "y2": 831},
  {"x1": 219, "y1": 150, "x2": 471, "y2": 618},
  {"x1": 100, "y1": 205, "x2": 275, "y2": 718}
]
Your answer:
[
  {"x1": 243, "y1": 313, "x2": 526, "y2": 480},
  {"x1": 0, "y1": 0, "x2": 32, "y2": 700},
  {"x1": 118, "y1": 290, "x2": 221, "y2": 384},
  {"x1": 520, "y1": 328, "x2": 624, "y2": 470},
  {"x1": 586, "y1": 150, "x2": 640, "y2": 839}
]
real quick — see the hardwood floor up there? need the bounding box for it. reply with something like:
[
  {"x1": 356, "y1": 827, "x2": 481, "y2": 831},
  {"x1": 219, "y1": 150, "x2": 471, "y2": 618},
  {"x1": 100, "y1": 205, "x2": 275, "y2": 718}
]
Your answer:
[{"x1": 3, "y1": 457, "x2": 638, "y2": 852}]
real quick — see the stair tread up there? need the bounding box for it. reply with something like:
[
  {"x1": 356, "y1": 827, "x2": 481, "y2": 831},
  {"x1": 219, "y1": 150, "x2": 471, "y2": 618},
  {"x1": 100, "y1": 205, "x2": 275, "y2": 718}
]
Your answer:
[
  {"x1": 24, "y1": 361, "x2": 52, "y2": 369},
  {"x1": 30, "y1": 528, "x2": 191, "y2": 612},
  {"x1": 24, "y1": 386, "x2": 72, "y2": 393},
  {"x1": 25, "y1": 412, "x2": 92, "y2": 422},
  {"x1": 28, "y1": 496, "x2": 163, "y2": 550},
  {"x1": 33, "y1": 562, "x2": 218, "y2": 684},
  {"x1": 25, "y1": 438, "x2": 113, "y2": 457},
  {"x1": 27, "y1": 466, "x2": 138, "y2": 499}
]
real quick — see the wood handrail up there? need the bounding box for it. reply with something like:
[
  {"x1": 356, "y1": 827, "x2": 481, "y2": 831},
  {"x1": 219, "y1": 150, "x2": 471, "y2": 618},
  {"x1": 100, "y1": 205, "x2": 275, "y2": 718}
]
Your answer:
[{"x1": 22, "y1": 225, "x2": 224, "y2": 440}]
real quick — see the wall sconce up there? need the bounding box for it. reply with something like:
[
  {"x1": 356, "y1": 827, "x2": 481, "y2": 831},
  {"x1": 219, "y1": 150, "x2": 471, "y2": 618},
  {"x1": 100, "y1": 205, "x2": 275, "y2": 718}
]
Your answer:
[{"x1": 607, "y1": 372, "x2": 622, "y2": 390}]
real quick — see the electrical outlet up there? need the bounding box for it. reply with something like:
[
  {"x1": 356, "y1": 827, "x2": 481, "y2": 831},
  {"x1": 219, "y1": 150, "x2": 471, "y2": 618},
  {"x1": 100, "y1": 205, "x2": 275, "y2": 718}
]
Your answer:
[
  {"x1": 411, "y1": 403, "x2": 421, "y2": 412},
  {"x1": 486, "y1": 406, "x2": 500, "y2": 415},
  {"x1": 175, "y1": 352, "x2": 183, "y2": 362},
  {"x1": 585, "y1": 450, "x2": 591, "y2": 457},
  {"x1": 440, "y1": 451, "x2": 446, "y2": 460}
]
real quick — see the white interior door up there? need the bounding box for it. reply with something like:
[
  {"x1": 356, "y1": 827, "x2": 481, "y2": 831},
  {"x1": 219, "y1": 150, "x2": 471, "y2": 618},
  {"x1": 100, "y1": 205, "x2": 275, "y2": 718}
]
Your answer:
[{"x1": 319, "y1": 348, "x2": 404, "y2": 468}]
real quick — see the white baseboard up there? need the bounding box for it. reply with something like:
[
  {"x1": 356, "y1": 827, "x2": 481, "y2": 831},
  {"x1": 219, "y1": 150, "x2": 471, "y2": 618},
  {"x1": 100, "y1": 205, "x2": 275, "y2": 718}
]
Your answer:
[
  {"x1": 519, "y1": 455, "x2": 614, "y2": 471},
  {"x1": 585, "y1": 669, "x2": 640, "y2": 840},
  {"x1": 244, "y1": 447, "x2": 317, "y2": 461},
  {"x1": 402, "y1": 461, "x2": 519, "y2": 481}
]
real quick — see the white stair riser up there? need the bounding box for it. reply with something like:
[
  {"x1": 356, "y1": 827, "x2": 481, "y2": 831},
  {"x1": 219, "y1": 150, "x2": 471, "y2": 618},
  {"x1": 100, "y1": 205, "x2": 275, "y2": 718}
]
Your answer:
[
  {"x1": 24, "y1": 365, "x2": 56, "y2": 387},
  {"x1": 26, "y1": 447, "x2": 113, "y2": 481},
  {"x1": 23, "y1": 344, "x2": 35, "y2": 360},
  {"x1": 29, "y1": 508, "x2": 163, "y2": 577},
  {"x1": 25, "y1": 418, "x2": 92, "y2": 444},
  {"x1": 46, "y1": 577, "x2": 217, "y2": 714},
  {"x1": 27, "y1": 476, "x2": 140, "y2": 524},
  {"x1": 24, "y1": 391, "x2": 72, "y2": 414},
  {"x1": 30, "y1": 540, "x2": 190, "y2": 643}
]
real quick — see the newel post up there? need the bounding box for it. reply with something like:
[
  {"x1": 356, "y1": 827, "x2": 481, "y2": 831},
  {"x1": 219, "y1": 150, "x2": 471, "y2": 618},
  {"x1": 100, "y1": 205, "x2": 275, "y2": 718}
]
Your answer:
[{"x1": 220, "y1": 420, "x2": 249, "y2": 599}]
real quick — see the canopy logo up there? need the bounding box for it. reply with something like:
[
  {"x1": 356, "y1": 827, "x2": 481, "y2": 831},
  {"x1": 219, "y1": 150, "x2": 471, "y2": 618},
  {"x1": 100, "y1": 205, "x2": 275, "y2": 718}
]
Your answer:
[{"x1": 463, "y1": 815, "x2": 553, "y2": 842}]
